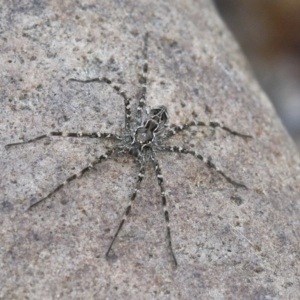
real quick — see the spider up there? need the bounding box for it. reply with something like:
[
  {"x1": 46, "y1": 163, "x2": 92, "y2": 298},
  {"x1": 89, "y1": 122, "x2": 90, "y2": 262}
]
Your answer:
[{"x1": 5, "y1": 33, "x2": 252, "y2": 267}]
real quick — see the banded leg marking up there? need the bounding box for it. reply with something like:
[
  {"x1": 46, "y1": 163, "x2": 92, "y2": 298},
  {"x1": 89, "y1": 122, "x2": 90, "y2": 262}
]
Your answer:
[
  {"x1": 151, "y1": 153, "x2": 178, "y2": 267},
  {"x1": 106, "y1": 164, "x2": 146, "y2": 257},
  {"x1": 69, "y1": 77, "x2": 132, "y2": 131},
  {"x1": 162, "y1": 146, "x2": 247, "y2": 189},
  {"x1": 165, "y1": 121, "x2": 253, "y2": 139},
  {"x1": 5, "y1": 132, "x2": 120, "y2": 149},
  {"x1": 27, "y1": 149, "x2": 114, "y2": 210},
  {"x1": 136, "y1": 32, "x2": 149, "y2": 123}
]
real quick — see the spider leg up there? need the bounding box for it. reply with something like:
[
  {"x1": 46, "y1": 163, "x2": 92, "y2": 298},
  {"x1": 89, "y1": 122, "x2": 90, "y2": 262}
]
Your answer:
[
  {"x1": 161, "y1": 146, "x2": 247, "y2": 189},
  {"x1": 151, "y1": 151, "x2": 178, "y2": 267},
  {"x1": 27, "y1": 149, "x2": 114, "y2": 210},
  {"x1": 136, "y1": 32, "x2": 149, "y2": 123},
  {"x1": 165, "y1": 120, "x2": 253, "y2": 139},
  {"x1": 105, "y1": 163, "x2": 146, "y2": 258},
  {"x1": 69, "y1": 77, "x2": 132, "y2": 132},
  {"x1": 5, "y1": 132, "x2": 120, "y2": 149}
]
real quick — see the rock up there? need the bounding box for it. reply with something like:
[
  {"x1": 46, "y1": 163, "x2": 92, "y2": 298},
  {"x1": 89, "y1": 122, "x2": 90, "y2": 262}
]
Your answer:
[{"x1": 1, "y1": 0, "x2": 299, "y2": 299}]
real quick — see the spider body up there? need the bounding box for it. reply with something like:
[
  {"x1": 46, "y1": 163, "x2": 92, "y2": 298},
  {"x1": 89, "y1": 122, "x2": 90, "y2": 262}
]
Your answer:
[
  {"x1": 131, "y1": 106, "x2": 168, "y2": 152},
  {"x1": 5, "y1": 33, "x2": 251, "y2": 267}
]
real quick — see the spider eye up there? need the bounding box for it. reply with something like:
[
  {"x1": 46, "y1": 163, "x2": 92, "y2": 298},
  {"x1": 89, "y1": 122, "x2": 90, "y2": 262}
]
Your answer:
[{"x1": 134, "y1": 127, "x2": 153, "y2": 146}]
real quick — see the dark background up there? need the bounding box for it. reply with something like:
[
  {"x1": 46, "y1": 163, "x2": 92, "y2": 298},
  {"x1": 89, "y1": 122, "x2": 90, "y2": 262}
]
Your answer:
[{"x1": 214, "y1": 0, "x2": 300, "y2": 150}]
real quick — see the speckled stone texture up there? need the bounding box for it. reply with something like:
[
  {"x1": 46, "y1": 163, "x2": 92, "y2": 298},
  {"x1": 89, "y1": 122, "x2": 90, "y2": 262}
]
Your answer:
[{"x1": 1, "y1": 1, "x2": 300, "y2": 299}]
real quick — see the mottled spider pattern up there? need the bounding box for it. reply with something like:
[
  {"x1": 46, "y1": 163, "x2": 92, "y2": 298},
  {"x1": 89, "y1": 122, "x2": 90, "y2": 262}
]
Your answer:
[{"x1": 5, "y1": 33, "x2": 251, "y2": 267}]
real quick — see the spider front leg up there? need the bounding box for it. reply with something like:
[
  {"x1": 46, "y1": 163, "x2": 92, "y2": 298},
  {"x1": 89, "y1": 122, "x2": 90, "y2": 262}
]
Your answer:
[
  {"x1": 5, "y1": 132, "x2": 120, "y2": 149},
  {"x1": 161, "y1": 146, "x2": 247, "y2": 189},
  {"x1": 105, "y1": 164, "x2": 146, "y2": 258},
  {"x1": 27, "y1": 149, "x2": 114, "y2": 210},
  {"x1": 151, "y1": 152, "x2": 178, "y2": 267}
]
